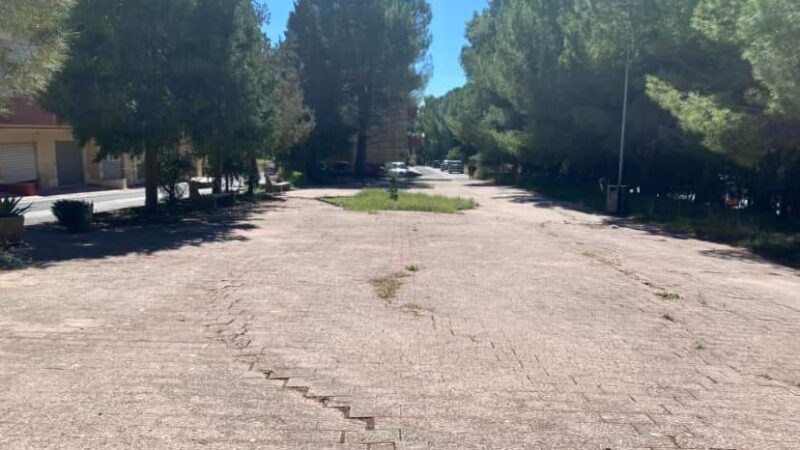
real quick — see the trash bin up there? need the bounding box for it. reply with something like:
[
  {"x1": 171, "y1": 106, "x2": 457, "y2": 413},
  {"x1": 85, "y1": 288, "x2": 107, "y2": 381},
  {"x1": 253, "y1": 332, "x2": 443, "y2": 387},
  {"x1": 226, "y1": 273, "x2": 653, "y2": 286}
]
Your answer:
[{"x1": 607, "y1": 185, "x2": 628, "y2": 215}]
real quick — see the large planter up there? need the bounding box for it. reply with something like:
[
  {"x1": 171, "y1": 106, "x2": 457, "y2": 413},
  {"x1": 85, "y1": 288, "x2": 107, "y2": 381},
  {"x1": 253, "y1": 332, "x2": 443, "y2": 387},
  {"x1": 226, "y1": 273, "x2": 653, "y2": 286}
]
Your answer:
[{"x1": 0, "y1": 216, "x2": 25, "y2": 243}]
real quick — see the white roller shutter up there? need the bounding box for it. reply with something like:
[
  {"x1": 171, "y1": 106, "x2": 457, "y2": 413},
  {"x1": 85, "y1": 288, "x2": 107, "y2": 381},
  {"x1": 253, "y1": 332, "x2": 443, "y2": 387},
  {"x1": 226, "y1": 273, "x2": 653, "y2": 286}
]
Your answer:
[{"x1": 0, "y1": 144, "x2": 37, "y2": 183}]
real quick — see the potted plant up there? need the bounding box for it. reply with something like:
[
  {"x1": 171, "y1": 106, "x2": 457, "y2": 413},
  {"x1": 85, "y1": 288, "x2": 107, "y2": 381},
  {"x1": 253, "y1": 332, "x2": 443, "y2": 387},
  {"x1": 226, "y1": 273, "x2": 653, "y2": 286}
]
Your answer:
[
  {"x1": 52, "y1": 200, "x2": 94, "y2": 233},
  {"x1": 0, "y1": 196, "x2": 31, "y2": 243}
]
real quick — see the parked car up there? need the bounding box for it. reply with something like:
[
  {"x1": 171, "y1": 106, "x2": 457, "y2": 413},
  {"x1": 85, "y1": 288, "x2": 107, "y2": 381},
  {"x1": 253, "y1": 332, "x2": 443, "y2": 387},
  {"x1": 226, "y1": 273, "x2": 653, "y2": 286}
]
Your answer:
[
  {"x1": 440, "y1": 160, "x2": 451, "y2": 171},
  {"x1": 330, "y1": 161, "x2": 352, "y2": 178},
  {"x1": 448, "y1": 161, "x2": 464, "y2": 174},
  {"x1": 364, "y1": 163, "x2": 383, "y2": 178},
  {"x1": 432, "y1": 160, "x2": 441, "y2": 168},
  {"x1": 386, "y1": 162, "x2": 409, "y2": 178}
]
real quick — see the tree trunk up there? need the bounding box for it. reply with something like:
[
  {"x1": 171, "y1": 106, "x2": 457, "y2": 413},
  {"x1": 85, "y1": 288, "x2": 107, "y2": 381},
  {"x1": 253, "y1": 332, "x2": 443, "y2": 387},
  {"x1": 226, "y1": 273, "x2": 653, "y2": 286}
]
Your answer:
[
  {"x1": 247, "y1": 155, "x2": 259, "y2": 195},
  {"x1": 212, "y1": 148, "x2": 224, "y2": 194},
  {"x1": 354, "y1": 90, "x2": 371, "y2": 181},
  {"x1": 144, "y1": 145, "x2": 159, "y2": 214}
]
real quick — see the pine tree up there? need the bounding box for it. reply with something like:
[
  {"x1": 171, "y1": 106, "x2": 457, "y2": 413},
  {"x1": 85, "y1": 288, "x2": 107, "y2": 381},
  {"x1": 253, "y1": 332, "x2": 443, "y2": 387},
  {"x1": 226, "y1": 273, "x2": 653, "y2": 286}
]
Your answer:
[
  {"x1": 0, "y1": 0, "x2": 74, "y2": 114},
  {"x1": 43, "y1": 0, "x2": 194, "y2": 213}
]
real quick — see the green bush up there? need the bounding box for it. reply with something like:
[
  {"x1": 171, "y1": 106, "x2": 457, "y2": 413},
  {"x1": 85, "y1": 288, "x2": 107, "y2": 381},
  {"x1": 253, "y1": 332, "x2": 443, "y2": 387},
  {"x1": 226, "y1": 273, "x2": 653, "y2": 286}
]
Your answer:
[
  {"x1": 286, "y1": 171, "x2": 304, "y2": 186},
  {"x1": 0, "y1": 196, "x2": 31, "y2": 218},
  {"x1": 159, "y1": 148, "x2": 194, "y2": 205},
  {"x1": 52, "y1": 200, "x2": 94, "y2": 232}
]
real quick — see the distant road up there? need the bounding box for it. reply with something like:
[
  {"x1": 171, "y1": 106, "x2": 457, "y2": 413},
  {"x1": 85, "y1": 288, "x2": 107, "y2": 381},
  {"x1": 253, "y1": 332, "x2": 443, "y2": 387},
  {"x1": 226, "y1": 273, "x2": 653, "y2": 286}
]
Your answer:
[
  {"x1": 23, "y1": 184, "x2": 215, "y2": 225},
  {"x1": 415, "y1": 165, "x2": 468, "y2": 180},
  {"x1": 24, "y1": 188, "x2": 149, "y2": 225}
]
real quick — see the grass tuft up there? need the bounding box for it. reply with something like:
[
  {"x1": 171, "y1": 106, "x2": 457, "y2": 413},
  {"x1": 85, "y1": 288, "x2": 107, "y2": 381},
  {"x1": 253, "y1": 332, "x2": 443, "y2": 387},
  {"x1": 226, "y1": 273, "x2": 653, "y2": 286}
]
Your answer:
[
  {"x1": 326, "y1": 189, "x2": 476, "y2": 214},
  {"x1": 656, "y1": 291, "x2": 681, "y2": 300},
  {"x1": 370, "y1": 272, "x2": 408, "y2": 300},
  {"x1": 404, "y1": 263, "x2": 420, "y2": 272}
]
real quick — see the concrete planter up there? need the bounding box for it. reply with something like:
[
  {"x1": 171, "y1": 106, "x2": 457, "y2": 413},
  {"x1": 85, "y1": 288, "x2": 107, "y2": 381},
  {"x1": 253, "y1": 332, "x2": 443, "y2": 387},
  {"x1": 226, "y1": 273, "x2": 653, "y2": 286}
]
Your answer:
[{"x1": 0, "y1": 216, "x2": 25, "y2": 243}]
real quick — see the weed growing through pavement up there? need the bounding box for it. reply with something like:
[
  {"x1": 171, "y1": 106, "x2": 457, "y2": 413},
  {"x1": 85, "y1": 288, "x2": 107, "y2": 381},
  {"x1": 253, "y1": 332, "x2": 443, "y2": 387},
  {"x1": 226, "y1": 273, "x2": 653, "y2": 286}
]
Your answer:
[
  {"x1": 370, "y1": 272, "x2": 409, "y2": 300},
  {"x1": 656, "y1": 291, "x2": 682, "y2": 300}
]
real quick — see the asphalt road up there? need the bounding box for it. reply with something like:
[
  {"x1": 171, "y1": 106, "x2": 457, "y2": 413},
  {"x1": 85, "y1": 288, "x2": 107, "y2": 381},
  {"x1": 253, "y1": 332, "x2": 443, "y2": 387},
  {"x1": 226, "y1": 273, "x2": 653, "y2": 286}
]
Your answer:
[
  {"x1": 24, "y1": 188, "x2": 150, "y2": 225},
  {"x1": 23, "y1": 184, "x2": 215, "y2": 225},
  {"x1": 415, "y1": 165, "x2": 468, "y2": 180}
]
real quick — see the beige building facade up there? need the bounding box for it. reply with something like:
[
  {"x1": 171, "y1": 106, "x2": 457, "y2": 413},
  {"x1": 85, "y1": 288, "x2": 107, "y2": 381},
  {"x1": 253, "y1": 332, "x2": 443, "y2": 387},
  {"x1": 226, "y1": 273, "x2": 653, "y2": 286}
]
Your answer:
[{"x1": 0, "y1": 98, "x2": 141, "y2": 195}]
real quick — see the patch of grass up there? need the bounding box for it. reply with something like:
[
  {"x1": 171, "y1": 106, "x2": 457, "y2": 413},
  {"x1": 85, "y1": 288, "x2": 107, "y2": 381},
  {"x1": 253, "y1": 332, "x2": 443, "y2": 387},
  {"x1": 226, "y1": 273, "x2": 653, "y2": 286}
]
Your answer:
[
  {"x1": 326, "y1": 189, "x2": 476, "y2": 214},
  {"x1": 370, "y1": 272, "x2": 408, "y2": 300},
  {"x1": 404, "y1": 263, "x2": 420, "y2": 272},
  {"x1": 656, "y1": 290, "x2": 682, "y2": 300},
  {"x1": 694, "y1": 340, "x2": 707, "y2": 350}
]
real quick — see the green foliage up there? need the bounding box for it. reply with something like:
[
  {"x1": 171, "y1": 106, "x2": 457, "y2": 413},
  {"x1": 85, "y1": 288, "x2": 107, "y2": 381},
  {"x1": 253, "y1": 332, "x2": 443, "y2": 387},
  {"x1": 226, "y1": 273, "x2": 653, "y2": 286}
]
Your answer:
[
  {"x1": 43, "y1": 0, "x2": 194, "y2": 213},
  {"x1": 267, "y1": 42, "x2": 315, "y2": 170},
  {"x1": 285, "y1": 171, "x2": 305, "y2": 187},
  {"x1": 423, "y1": 0, "x2": 800, "y2": 220},
  {"x1": 327, "y1": 189, "x2": 476, "y2": 214},
  {"x1": 0, "y1": 0, "x2": 74, "y2": 114},
  {"x1": 182, "y1": 0, "x2": 273, "y2": 194},
  {"x1": 446, "y1": 148, "x2": 463, "y2": 161},
  {"x1": 0, "y1": 245, "x2": 29, "y2": 271},
  {"x1": 45, "y1": 0, "x2": 312, "y2": 207},
  {"x1": 404, "y1": 263, "x2": 420, "y2": 272},
  {"x1": 0, "y1": 196, "x2": 31, "y2": 218},
  {"x1": 388, "y1": 175, "x2": 399, "y2": 201},
  {"x1": 287, "y1": 0, "x2": 431, "y2": 178},
  {"x1": 52, "y1": 199, "x2": 93, "y2": 233},
  {"x1": 159, "y1": 148, "x2": 194, "y2": 205}
]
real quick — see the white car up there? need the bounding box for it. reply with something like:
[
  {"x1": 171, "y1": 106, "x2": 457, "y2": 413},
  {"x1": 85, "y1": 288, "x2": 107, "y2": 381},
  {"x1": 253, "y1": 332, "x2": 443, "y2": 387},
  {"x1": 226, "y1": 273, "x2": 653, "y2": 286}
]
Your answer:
[{"x1": 385, "y1": 162, "x2": 409, "y2": 178}]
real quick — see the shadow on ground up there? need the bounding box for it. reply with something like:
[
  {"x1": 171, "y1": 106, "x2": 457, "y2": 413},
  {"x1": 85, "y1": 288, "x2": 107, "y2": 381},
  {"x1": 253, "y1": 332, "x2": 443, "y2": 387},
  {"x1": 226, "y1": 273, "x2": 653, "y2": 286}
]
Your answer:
[
  {"x1": 478, "y1": 182, "x2": 800, "y2": 271},
  {"x1": 7, "y1": 201, "x2": 282, "y2": 271}
]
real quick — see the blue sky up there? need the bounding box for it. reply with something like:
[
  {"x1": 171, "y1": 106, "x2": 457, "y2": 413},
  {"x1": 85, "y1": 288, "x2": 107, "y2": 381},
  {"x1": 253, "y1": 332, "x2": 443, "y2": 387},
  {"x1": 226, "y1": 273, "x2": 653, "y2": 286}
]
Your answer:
[{"x1": 264, "y1": 0, "x2": 489, "y2": 97}]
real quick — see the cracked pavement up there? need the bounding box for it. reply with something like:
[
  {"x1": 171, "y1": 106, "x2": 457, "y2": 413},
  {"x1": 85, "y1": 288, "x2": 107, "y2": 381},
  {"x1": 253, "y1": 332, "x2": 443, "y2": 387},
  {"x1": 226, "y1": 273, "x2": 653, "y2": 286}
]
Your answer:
[{"x1": 1, "y1": 176, "x2": 799, "y2": 449}]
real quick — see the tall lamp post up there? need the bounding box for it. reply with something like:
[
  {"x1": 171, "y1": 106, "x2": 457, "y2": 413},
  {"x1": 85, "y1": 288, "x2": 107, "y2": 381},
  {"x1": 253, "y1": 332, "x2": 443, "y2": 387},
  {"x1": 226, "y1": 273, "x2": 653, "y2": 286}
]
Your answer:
[{"x1": 612, "y1": 0, "x2": 634, "y2": 215}]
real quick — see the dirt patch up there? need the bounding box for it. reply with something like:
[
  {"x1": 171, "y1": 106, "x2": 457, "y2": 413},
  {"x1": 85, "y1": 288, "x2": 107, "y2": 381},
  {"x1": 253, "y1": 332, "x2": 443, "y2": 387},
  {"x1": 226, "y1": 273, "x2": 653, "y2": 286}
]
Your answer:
[{"x1": 370, "y1": 272, "x2": 409, "y2": 300}]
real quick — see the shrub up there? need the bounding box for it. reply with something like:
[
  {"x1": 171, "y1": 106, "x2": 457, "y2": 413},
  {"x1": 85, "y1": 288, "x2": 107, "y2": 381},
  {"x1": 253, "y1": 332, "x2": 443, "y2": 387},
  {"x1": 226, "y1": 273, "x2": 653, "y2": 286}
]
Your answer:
[
  {"x1": 159, "y1": 149, "x2": 194, "y2": 205},
  {"x1": 0, "y1": 245, "x2": 29, "y2": 270},
  {"x1": 0, "y1": 196, "x2": 31, "y2": 218},
  {"x1": 388, "y1": 174, "x2": 399, "y2": 200},
  {"x1": 286, "y1": 171, "x2": 304, "y2": 187},
  {"x1": 52, "y1": 200, "x2": 94, "y2": 232}
]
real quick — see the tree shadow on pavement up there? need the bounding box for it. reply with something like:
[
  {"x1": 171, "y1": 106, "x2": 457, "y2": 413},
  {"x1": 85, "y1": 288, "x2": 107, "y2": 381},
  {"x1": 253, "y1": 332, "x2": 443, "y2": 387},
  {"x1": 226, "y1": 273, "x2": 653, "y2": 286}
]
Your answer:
[
  {"x1": 11, "y1": 201, "x2": 282, "y2": 270},
  {"x1": 483, "y1": 183, "x2": 800, "y2": 270}
]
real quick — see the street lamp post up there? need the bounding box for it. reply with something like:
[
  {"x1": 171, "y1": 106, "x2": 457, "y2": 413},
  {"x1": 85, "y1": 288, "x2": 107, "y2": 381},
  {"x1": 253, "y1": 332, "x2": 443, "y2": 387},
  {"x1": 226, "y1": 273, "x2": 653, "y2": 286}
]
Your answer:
[{"x1": 612, "y1": 0, "x2": 634, "y2": 215}]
